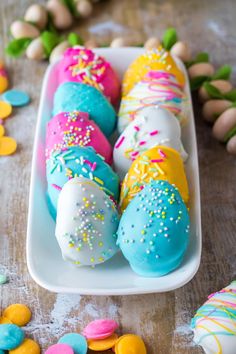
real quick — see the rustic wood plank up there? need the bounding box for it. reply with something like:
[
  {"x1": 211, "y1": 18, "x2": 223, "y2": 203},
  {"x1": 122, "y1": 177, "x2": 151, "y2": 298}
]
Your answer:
[{"x1": 1, "y1": 0, "x2": 236, "y2": 353}]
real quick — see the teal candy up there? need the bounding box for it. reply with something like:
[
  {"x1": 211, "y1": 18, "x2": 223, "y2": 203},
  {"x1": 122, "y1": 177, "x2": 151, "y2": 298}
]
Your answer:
[
  {"x1": 58, "y1": 333, "x2": 87, "y2": 354},
  {"x1": 46, "y1": 146, "x2": 120, "y2": 219},
  {"x1": 53, "y1": 82, "x2": 117, "y2": 137},
  {"x1": 0, "y1": 324, "x2": 24, "y2": 350},
  {"x1": 117, "y1": 180, "x2": 190, "y2": 277},
  {"x1": 0, "y1": 350, "x2": 5, "y2": 354},
  {"x1": 3, "y1": 89, "x2": 30, "y2": 107}
]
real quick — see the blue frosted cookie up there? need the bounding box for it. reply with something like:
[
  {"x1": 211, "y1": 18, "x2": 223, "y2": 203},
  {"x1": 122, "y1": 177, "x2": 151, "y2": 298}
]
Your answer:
[
  {"x1": 117, "y1": 180, "x2": 190, "y2": 277},
  {"x1": 46, "y1": 146, "x2": 120, "y2": 219},
  {"x1": 53, "y1": 82, "x2": 117, "y2": 137}
]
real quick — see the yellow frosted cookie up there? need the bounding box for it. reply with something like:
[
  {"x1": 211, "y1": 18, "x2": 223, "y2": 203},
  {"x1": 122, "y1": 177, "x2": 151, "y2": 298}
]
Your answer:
[
  {"x1": 122, "y1": 46, "x2": 185, "y2": 96},
  {"x1": 120, "y1": 145, "x2": 189, "y2": 212},
  {"x1": 3, "y1": 304, "x2": 31, "y2": 326}
]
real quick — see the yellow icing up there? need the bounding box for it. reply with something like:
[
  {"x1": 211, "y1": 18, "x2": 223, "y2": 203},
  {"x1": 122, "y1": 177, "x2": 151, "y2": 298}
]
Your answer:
[
  {"x1": 119, "y1": 145, "x2": 189, "y2": 212},
  {"x1": 122, "y1": 46, "x2": 185, "y2": 96}
]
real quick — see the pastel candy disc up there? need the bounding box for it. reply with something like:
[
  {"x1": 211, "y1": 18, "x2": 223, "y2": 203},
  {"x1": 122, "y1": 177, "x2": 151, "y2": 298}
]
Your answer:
[
  {"x1": 115, "y1": 334, "x2": 147, "y2": 354},
  {"x1": 83, "y1": 318, "x2": 119, "y2": 339},
  {"x1": 3, "y1": 90, "x2": 30, "y2": 107},
  {"x1": 0, "y1": 324, "x2": 24, "y2": 350},
  {"x1": 58, "y1": 333, "x2": 87, "y2": 354},
  {"x1": 0, "y1": 125, "x2": 5, "y2": 137},
  {"x1": 9, "y1": 338, "x2": 40, "y2": 354},
  {"x1": 3, "y1": 304, "x2": 31, "y2": 327},
  {"x1": 0, "y1": 136, "x2": 17, "y2": 155},
  {"x1": 45, "y1": 343, "x2": 74, "y2": 354},
  {"x1": 0, "y1": 101, "x2": 12, "y2": 119},
  {"x1": 88, "y1": 333, "x2": 118, "y2": 351}
]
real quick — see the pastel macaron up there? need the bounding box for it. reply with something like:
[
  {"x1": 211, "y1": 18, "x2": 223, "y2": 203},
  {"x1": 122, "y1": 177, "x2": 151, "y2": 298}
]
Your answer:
[
  {"x1": 9, "y1": 338, "x2": 40, "y2": 354},
  {"x1": 83, "y1": 318, "x2": 119, "y2": 339},
  {"x1": 0, "y1": 324, "x2": 24, "y2": 351},
  {"x1": 45, "y1": 343, "x2": 74, "y2": 354},
  {"x1": 3, "y1": 304, "x2": 31, "y2": 327},
  {"x1": 0, "y1": 60, "x2": 9, "y2": 94},
  {"x1": 58, "y1": 333, "x2": 87, "y2": 354},
  {"x1": 45, "y1": 111, "x2": 112, "y2": 164},
  {"x1": 115, "y1": 334, "x2": 147, "y2": 354},
  {"x1": 53, "y1": 82, "x2": 117, "y2": 137},
  {"x1": 58, "y1": 47, "x2": 120, "y2": 106}
]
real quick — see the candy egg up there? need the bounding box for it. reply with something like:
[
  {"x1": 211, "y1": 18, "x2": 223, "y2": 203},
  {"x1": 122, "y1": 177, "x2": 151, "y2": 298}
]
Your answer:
[
  {"x1": 53, "y1": 82, "x2": 117, "y2": 137},
  {"x1": 119, "y1": 145, "x2": 189, "y2": 212},
  {"x1": 115, "y1": 334, "x2": 147, "y2": 353},
  {"x1": 46, "y1": 146, "x2": 120, "y2": 218},
  {"x1": 9, "y1": 338, "x2": 40, "y2": 354},
  {"x1": 0, "y1": 324, "x2": 24, "y2": 350},
  {"x1": 191, "y1": 281, "x2": 236, "y2": 354},
  {"x1": 3, "y1": 304, "x2": 31, "y2": 326},
  {"x1": 144, "y1": 37, "x2": 161, "y2": 50},
  {"x1": 10, "y1": 21, "x2": 40, "y2": 39},
  {"x1": 57, "y1": 47, "x2": 120, "y2": 107},
  {"x1": 24, "y1": 4, "x2": 48, "y2": 30},
  {"x1": 227, "y1": 135, "x2": 236, "y2": 155},
  {"x1": 122, "y1": 47, "x2": 185, "y2": 96},
  {"x1": 212, "y1": 107, "x2": 236, "y2": 142},
  {"x1": 202, "y1": 99, "x2": 232, "y2": 123},
  {"x1": 45, "y1": 111, "x2": 112, "y2": 164},
  {"x1": 199, "y1": 80, "x2": 233, "y2": 102},
  {"x1": 26, "y1": 37, "x2": 45, "y2": 60},
  {"x1": 0, "y1": 62, "x2": 9, "y2": 94},
  {"x1": 46, "y1": 0, "x2": 73, "y2": 30},
  {"x1": 83, "y1": 318, "x2": 119, "y2": 340},
  {"x1": 188, "y1": 62, "x2": 214, "y2": 79},
  {"x1": 114, "y1": 106, "x2": 187, "y2": 180},
  {"x1": 88, "y1": 333, "x2": 118, "y2": 351},
  {"x1": 117, "y1": 180, "x2": 190, "y2": 277},
  {"x1": 118, "y1": 70, "x2": 188, "y2": 133},
  {"x1": 170, "y1": 41, "x2": 191, "y2": 62},
  {"x1": 58, "y1": 333, "x2": 87, "y2": 354},
  {"x1": 55, "y1": 177, "x2": 119, "y2": 266},
  {"x1": 49, "y1": 41, "x2": 70, "y2": 64}
]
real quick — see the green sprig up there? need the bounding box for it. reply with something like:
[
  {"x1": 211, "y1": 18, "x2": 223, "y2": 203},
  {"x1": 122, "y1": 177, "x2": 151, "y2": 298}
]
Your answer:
[
  {"x1": 162, "y1": 27, "x2": 178, "y2": 50},
  {"x1": 5, "y1": 37, "x2": 32, "y2": 57}
]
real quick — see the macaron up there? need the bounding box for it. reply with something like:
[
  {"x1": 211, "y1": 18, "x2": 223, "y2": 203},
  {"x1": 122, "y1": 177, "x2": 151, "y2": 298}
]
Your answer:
[
  {"x1": 58, "y1": 333, "x2": 87, "y2": 354},
  {"x1": 83, "y1": 318, "x2": 119, "y2": 340},
  {"x1": 45, "y1": 343, "x2": 74, "y2": 354},
  {"x1": 58, "y1": 47, "x2": 120, "y2": 106},
  {"x1": 3, "y1": 304, "x2": 31, "y2": 327},
  {"x1": 53, "y1": 82, "x2": 117, "y2": 137},
  {"x1": 122, "y1": 47, "x2": 185, "y2": 96},
  {"x1": 45, "y1": 111, "x2": 112, "y2": 164},
  {"x1": 46, "y1": 146, "x2": 120, "y2": 218},
  {"x1": 119, "y1": 145, "x2": 189, "y2": 212},
  {"x1": 115, "y1": 334, "x2": 147, "y2": 354},
  {"x1": 88, "y1": 333, "x2": 118, "y2": 351}
]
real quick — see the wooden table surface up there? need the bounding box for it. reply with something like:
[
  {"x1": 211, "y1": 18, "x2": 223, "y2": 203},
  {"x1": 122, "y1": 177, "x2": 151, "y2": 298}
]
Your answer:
[{"x1": 1, "y1": 0, "x2": 236, "y2": 353}]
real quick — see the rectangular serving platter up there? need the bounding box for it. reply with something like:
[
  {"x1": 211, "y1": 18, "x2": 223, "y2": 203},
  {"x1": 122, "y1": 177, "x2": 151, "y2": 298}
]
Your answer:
[{"x1": 27, "y1": 48, "x2": 202, "y2": 295}]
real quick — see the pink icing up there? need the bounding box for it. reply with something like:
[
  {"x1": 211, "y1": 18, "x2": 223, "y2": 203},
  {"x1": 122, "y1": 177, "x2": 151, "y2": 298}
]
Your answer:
[
  {"x1": 0, "y1": 68, "x2": 7, "y2": 78},
  {"x1": 57, "y1": 47, "x2": 121, "y2": 107},
  {"x1": 45, "y1": 344, "x2": 74, "y2": 354},
  {"x1": 83, "y1": 318, "x2": 119, "y2": 340},
  {"x1": 45, "y1": 111, "x2": 113, "y2": 164}
]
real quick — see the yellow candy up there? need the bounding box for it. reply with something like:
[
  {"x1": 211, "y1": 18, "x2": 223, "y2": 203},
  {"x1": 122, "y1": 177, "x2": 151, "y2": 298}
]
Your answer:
[
  {"x1": 88, "y1": 333, "x2": 118, "y2": 351},
  {"x1": 0, "y1": 316, "x2": 12, "y2": 324},
  {"x1": 0, "y1": 136, "x2": 17, "y2": 156},
  {"x1": 9, "y1": 338, "x2": 40, "y2": 354},
  {"x1": 115, "y1": 334, "x2": 147, "y2": 354},
  {"x1": 120, "y1": 146, "x2": 189, "y2": 212},
  {"x1": 0, "y1": 101, "x2": 12, "y2": 119},
  {"x1": 3, "y1": 304, "x2": 31, "y2": 326},
  {"x1": 0, "y1": 61, "x2": 9, "y2": 93},
  {"x1": 0, "y1": 124, "x2": 5, "y2": 137},
  {"x1": 122, "y1": 46, "x2": 185, "y2": 96}
]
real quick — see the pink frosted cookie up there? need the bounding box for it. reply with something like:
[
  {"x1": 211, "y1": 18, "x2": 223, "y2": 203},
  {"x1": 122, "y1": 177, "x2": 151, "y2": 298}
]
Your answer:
[
  {"x1": 45, "y1": 111, "x2": 113, "y2": 164},
  {"x1": 57, "y1": 47, "x2": 121, "y2": 106},
  {"x1": 83, "y1": 318, "x2": 119, "y2": 340}
]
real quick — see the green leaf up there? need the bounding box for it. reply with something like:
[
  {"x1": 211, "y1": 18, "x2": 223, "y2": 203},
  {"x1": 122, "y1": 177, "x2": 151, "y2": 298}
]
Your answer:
[
  {"x1": 190, "y1": 76, "x2": 209, "y2": 91},
  {"x1": 162, "y1": 27, "x2": 178, "y2": 50},
  {"x1": 68, "y1": 32, "x2": 84, "y2": 46},
  {"x1": 46, "y1": 13, "x2": 58, "y2": 34},
  {"x1": 223, "y1": 126, "x2": 236, "y2": 143},
  {"x1": 195, "y1": 52, "x2": 209, "y2": 63},
  {"x1": 212, "y1": 65, "x2": 232, "y2": 80},
  {"x1": 41, "y1": 31, "x2": 60, "y2": 57},
  {"x1": 224, "y1": 89, "x2": 236, "y2": 102},
  {"x1": 5, "y1": 38, "x2": 32, "y2": 57},
  {"x1": 203, "y1": 82, "x2": 224, "y2": 99}
]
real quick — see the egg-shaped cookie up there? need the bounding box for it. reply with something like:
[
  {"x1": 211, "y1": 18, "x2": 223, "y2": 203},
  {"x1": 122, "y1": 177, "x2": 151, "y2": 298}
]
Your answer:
[
  {"x1": 117, "y1": 180, "x2": 190, "y2": 277},
  {"x1": 120, "y1": 145, "x2": 189, "y2": 212},
  {"x1": 114, "y1": 106, "x2": 187, "y2": 179},
  {"x1": 122, "y1": 47, "x2": 185, "y2": 97},
  {"x1": 45, "y1": 111, "x2": 112, "y2": 164},
  {"x1": 53, "y1": 82, "x2": 117, "y2": 137},
  {"x1": 56, "y1": 177, "x2": 119, "y2": 266},
  {"x1": 46, "y1": 146, "x2": 120, "y2": 218},
  {"x1": 118, "y1": 70, "x2": 188, "y2": 133}
]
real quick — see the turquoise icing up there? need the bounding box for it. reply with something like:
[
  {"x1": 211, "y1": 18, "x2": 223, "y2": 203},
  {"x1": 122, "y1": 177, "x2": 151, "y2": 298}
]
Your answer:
[
  {"x1": 46, "y1": 146, "x2": 120, "y2": 219},
  {"x1": 0, "y1": 324, "x2": 24, "y2": 350},
  {"x1": 53, "y1": 82, "x2": 117, "y2": 137},
  {"x1": 58, "y1": 333, "x2": 87, "y2": 354},
  {"x1": 117, "y1": 180, "x2": 190, "y2": 277}
]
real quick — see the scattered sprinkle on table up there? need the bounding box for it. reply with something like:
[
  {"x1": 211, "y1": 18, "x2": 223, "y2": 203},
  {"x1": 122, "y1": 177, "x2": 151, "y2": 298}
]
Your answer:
[{"x1": 3, "y1": 89, "x2": 30, "y2": 107}]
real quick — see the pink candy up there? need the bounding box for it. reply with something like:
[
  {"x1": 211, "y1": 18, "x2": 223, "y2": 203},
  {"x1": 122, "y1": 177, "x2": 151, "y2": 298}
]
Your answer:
[
  {"x1": 83, "y1": 318, "x2": 119, "y2": 340},
  {"x1": 45, "y1": 343, "x2": 74, "y2": 354}
]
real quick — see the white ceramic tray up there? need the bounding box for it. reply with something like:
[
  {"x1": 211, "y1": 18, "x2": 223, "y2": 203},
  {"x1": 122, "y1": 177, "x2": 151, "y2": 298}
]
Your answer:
[{"x1": 27, "y1": 48, "x2": 202, "y2": 295}]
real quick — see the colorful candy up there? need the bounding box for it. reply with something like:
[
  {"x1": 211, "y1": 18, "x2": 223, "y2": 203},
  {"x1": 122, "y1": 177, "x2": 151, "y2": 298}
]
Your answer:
[
  {"x1": 88, "y1": 333, "x2": 118, "y2": 351},
  {"x1": 0, "y1": 136, "x2": 17, "y2": 156},
  {"x1": 115, "y1": 334, "x2": 147, "y2": 354},
  {"x1": 3, "y1": 304, "x2": 31, "y2": 327},
  {"x1": 2, "y1": 89, "x2": 30, "y2": 107},
  {"x1": 9, "y1": 338, "x2": 40, "y2": 354},
  {"x1": 0, "y1": 101, "x2": 12, "y2": 119},
  {"x1": 45, "y1": 343, "x2": 74, "y2": 354},
  {"x1": 0, "y1": 324, "x2": 24, "y2": 351},
  {"x1": 83, "y1": 318, "x2": 118, "y2": 340},
  {"x1": 0, "y1": 61, "x2": 9, "y2": 94},
  {"x1": 58, "y1": 333, "x2": 87, "y2": 354}
]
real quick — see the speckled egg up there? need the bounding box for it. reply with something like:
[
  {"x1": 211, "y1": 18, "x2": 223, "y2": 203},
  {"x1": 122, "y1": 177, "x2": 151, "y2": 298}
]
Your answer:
[
  {"x1": 56, "y1": 177, "x2": 120, "y2": 266},
  {"x1": 46, "y1": 146, "x2": 120, "y2": 219},
  {"x1": 117, "y1": 180, "x2": 190, "y2": 277}
]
